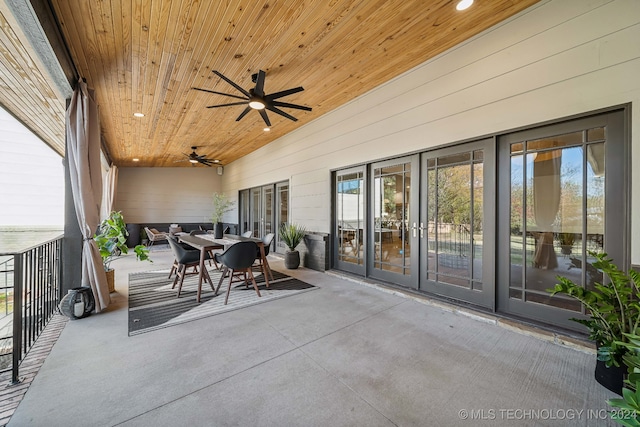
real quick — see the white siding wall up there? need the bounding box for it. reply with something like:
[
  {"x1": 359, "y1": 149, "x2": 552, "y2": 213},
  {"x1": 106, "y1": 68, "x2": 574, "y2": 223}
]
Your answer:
[
  {"x1": 220, "y1": 0, "x2": 640, "y2": 264},
  {"x1": 115, "y1": 167, "x2": 223, "y2": 224},
  {"x1": 0, "y1": 106, "x2": 64, "y2": 227}
]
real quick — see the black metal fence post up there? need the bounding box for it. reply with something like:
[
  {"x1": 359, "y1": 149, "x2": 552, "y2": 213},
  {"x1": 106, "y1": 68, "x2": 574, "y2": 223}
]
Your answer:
[{"x1": 11, "y1": 254, "x2": 22, "y2": 384}]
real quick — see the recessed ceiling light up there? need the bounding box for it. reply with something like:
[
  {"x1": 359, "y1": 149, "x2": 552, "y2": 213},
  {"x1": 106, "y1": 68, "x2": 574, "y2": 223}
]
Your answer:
[
  {"x1": 263, "y1": 127, "x2": 270, "y2": 132},
  {"x1": 133, "y1": 112, "x2": 145, "y2": 117},
  {"x1": 132, "y1": 158, "x2": 139, "y2": 162},
  {"x1": 213, "y1": 159, "x2": 220, "y2": 163},
  {"x1": 456, "y1": 0, "x2": 473, "y2": 11}
]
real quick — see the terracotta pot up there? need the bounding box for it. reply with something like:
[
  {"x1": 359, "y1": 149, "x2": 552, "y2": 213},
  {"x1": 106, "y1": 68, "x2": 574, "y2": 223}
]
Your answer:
[
  {"x1": 284, "y1": 251, "x2": 300, "y2": 269},
  {"x1": 105, "y1": 269, "x2": 115, "y2": 293}
]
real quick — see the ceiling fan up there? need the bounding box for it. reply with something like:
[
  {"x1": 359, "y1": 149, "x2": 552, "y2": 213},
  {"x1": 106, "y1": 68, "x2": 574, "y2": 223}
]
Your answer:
[
  {"x1": 175, "y1": 146, "x2": 219, "y2": 167},
  {"x1": 192, "y1": 70, "x2": 312, "y2": 127}
]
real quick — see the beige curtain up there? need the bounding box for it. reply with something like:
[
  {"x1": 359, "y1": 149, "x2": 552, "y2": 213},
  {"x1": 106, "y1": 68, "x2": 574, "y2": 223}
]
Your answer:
[
  {"x1": 532, "y1": 150, "x2": 562, "y2": 269},
  {"x1": 66, "y1": 79, "x2": 110, "y2": 311},
  {"x1": 102, "y1": 164, "x2": 118, "y2": 219}
]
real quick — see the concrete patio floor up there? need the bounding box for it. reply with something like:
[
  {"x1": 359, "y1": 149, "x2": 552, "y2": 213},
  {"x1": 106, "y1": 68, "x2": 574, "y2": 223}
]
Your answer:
[{"x1": 8, "y1": 248, "x2": 619, "y2": 426}]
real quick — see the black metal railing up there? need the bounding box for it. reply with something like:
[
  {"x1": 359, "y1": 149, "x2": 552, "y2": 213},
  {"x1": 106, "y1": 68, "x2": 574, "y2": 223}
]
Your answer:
[
  {"x1": 0, "y1": 235, "x2": 62, "y2": 383},
  {"x1": 428, "y1": 222, "x2": 472, "y2": 269}
]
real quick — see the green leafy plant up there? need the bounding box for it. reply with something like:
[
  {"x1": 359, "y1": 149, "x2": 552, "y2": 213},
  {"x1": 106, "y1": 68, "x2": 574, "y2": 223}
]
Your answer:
[
  {"x1": 548, "y1": 252, "x2": 640, "y2": 367},
  {"x1": 211, "y1": 193, "x2": 234, "y2": 224},
  {"x1": 608, "y1": 333, "x2": 640, "y2": 426},
  {"x1": 557, "y1": 232, "x2": 576, "y2": 246},
  {"x1": 94, "y1": 211, "x2": 151, "y2": 270},
  {"x1": 279, "y1": 223, "x2": 307, "y2": 252}
]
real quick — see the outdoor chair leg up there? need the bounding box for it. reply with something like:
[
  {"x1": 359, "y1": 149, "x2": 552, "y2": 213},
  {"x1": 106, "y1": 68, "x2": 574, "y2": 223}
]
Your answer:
[
  {"x1": 176, "y1": 266, "x2": 187, "y2": 297},
  {"x1": 214, "y1": 267, "x2": 229, "y2": 296},
  {"x1": 171, "y1": 264, "x2": 182, "y2": 289},
  {"x1": 224, "y1": 268, "x2": 261, "y2": 305},
  {"x1": 224, "y1": 274, "x2": 233, "y2": 305},
  {"x1": 247, "y1": 269, "x2": 261, "y2": 297}
]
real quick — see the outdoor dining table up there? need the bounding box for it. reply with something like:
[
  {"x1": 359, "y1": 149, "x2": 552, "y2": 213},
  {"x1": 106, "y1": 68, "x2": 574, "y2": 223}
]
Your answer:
[{"x1": 178, "y1": 233, "x2": 271, "y2": 302}]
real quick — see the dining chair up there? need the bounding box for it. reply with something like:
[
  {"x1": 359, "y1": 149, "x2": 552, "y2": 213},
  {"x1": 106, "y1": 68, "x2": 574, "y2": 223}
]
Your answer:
[
  {"x1": 167, "y1": 236, "x2": 214, "y2": 298},
  {"x1": 168, "y1": 238, "x2": 200, "y2": 279},
  {"x1": 214, "y1": 241, "x2": 259, "y2": 305},
  {"x1": 253, "y1": 232, "x2": 275, "y2": 281},
  {"x1": 241, "y1": 230, "x2": 253, "y2": 238}
]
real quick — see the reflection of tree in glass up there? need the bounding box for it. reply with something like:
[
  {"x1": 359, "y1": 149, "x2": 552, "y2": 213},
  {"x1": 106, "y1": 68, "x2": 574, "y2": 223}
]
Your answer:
[{"x1": 436, "y1": 165, "x2": 482, "y2": 231}]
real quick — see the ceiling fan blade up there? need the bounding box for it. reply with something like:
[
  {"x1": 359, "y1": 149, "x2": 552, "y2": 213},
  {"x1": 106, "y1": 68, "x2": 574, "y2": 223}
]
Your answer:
[
  {"x1": 213, "y1": 70, "x2": 250, "y2": 98},
  {"x1": 236, "y1": 105, "x2": 252, "y2": 121},
  {"x1": 254, "y1": 70, "x2": 266, "y2": 97},
  {"x1": 266, "y1": 105, "x2": 297, "y2": 122},
  {"x1": 259, "y1": 109, "x2": 272, "y2": 127},
  {"x1": 191, "y1": 87, "x2": 247, "y2": 101},
  {"x1": 265, "y1": 86, "x2": 304, "y2": 100},
  {"x1": 206, "y1": 101, "x2": 248, "y2": 109},
  {"x1": 271, "y1": 101, "x2": 312, "y2": 111},
  {"x1": 198, "y1": 159, "x2": 213, "y2": 167}
]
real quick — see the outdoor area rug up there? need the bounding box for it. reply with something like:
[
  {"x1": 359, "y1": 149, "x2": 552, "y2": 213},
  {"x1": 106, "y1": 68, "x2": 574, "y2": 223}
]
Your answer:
[{"x1": 128, "y1": 266, "x2": 317, "y2": 335}]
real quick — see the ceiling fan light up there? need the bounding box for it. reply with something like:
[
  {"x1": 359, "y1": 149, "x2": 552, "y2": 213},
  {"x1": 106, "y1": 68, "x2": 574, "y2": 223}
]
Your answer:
[
  {"x1": 189, "y1": 159, "x2": 198, "y2": 164},
  {"x1": 456, "y1": 0, "x2": 473, "y2": 11},
  {"x1": 249, "y1": 98, "x2": 265, "y2": 110}
]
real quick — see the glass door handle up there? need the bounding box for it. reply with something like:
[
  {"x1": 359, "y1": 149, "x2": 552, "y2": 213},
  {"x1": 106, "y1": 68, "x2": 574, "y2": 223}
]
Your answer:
[
  {"x1": 412, "y1": 222, "x2": 417, "y2": 238},
  {"x1": 419, "y1": 222, "x2": 425, "y2": 238}
]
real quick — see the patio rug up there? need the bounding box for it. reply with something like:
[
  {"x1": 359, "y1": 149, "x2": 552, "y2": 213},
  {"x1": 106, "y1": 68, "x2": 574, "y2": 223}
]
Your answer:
[{"x1": 128, "y1": 266, "x2": 316, "y2": 335}]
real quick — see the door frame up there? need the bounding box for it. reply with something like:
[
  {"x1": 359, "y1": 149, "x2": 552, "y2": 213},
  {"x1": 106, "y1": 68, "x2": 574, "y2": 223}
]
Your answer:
[
  {"x1": 367, "y1": 155, "x2": 420, "y2": 289},
  {"x1": 333, "y1": 166, "x2": 367, "y2": 275},
  {"x1": 496, "y1": 109, "x2": 628, "y2": 330},
  {"x1": 419, "y1": 138, "x2": 496, "y2": 309}
]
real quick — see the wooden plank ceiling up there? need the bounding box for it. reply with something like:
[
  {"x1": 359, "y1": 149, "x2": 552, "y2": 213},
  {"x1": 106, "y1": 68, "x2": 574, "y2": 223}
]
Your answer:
[
  {"x1": 49, "y1": 0, "x2": 539, "y2": 167},
  {"x1": 0, "y1": 2, "x2": 66, "y2": 156}
]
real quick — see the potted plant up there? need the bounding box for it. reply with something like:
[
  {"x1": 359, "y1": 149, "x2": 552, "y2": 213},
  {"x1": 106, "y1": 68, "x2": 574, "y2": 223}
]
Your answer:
[
  {"x1": 211, "y1": 193, "x2": 234, "y2": 238},
  {"x1": 94, "y1": 211, "x2": 151, "y2": 292},
  {"x1": 607, "y1": 332, "x2": 640, "y2": 424},
  {"x1": 557, "y1": 232, "x2": 576, "y2": 255},
  {"x1": 279, "y1": 223, "x2": 307, "y2": 269},
  {"x1": 548, "y1": 251, "x2": 640, "y2": 395}
]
